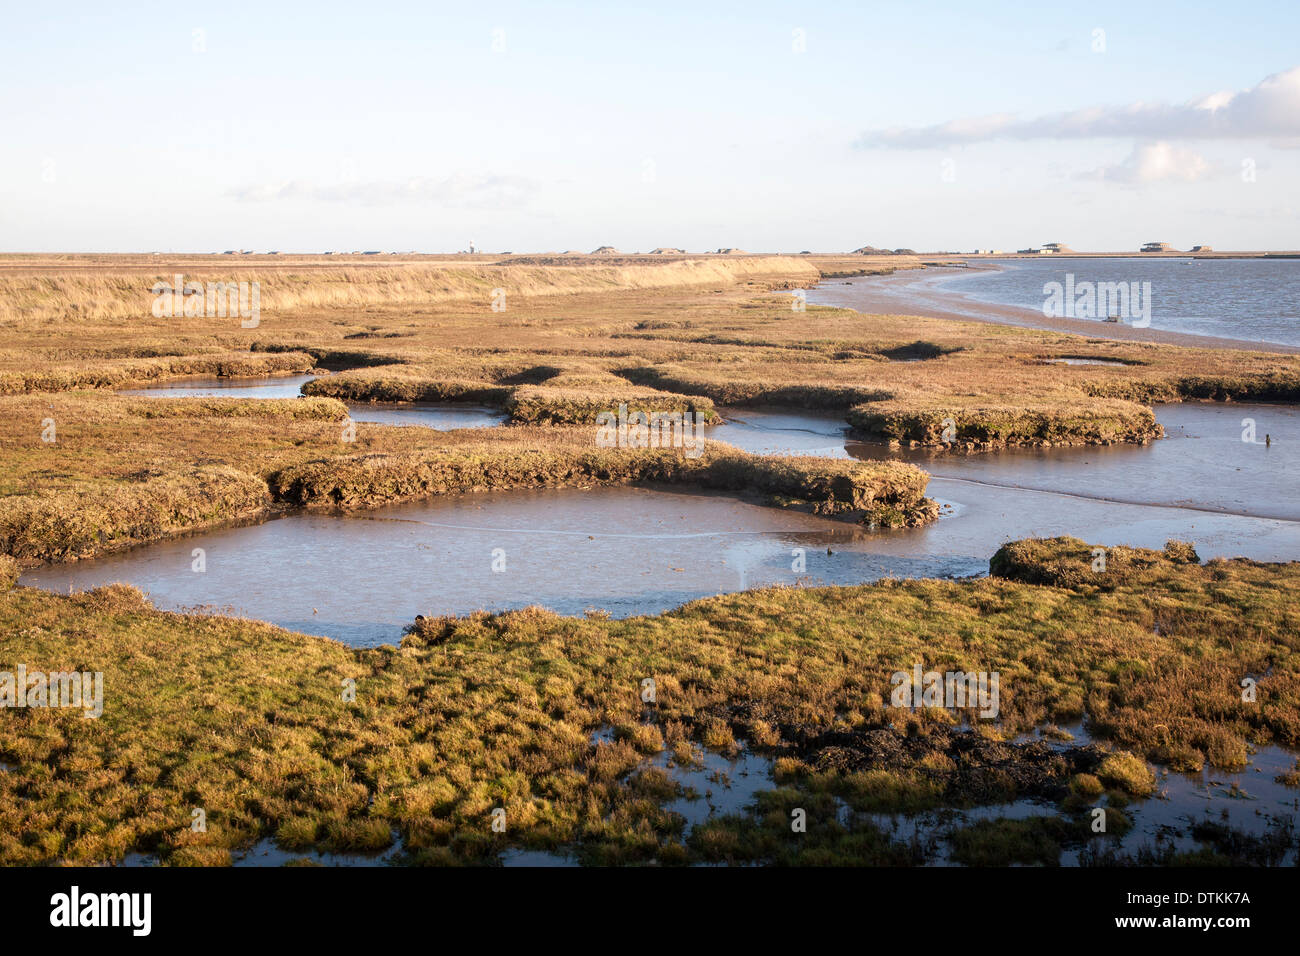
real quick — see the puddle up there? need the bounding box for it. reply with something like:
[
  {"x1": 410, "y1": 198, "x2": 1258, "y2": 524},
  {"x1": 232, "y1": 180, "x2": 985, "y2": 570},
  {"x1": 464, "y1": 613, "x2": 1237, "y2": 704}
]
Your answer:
[
  {"x1": 33, "y1": 475, "x2": 1280, "y2": 648},
  {"x1": 346, "y1": 403, "x2": 506, "y2": 429},
  {"x1": 1040, "y1": 358, "x2": 1132, "y2": 366},
  {"x1": 22, "y1": 486, "x2": 941, "y2": 646},
  {"x1": 707, "y1": 407, "x2": 852, "y2": 457},
  {"x1": 500, "y1": 848, "x2": 579, "y2": 867},
  {"x1": 118, "y1": 374, "x2": 507, "y2": 430},
  {"x1": 118, "y1": 373, "x2": 318, "y2": 400},
  {"x1": 652, "y1": 746, "x2": 777, "y2": 833}
]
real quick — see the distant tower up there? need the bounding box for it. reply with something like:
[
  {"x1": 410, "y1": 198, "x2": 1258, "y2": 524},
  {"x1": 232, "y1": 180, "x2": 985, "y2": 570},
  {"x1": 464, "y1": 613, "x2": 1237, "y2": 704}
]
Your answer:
[{"x1": 469, "y1": 239, "x2": 476, "y2": 254}]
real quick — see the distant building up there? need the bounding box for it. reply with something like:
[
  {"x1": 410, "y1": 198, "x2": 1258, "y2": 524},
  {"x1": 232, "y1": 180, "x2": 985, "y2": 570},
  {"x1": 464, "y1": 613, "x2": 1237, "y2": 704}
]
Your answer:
[
  {"x1": 1141, "y1": 241, "x2": 1175, "y2": 253},
  {"x1": 973, "y1": 249, "x2": 1004, "y2": 255},
  {"x1": 1042, "y1": 242, "x2": 1073, "y2": 253},
  {"x1": 1191, "y1": 245, "x2": 1213, "y2": 252},
  {"x1": 1016, "y1": 247, "x2": 1043, "y2": 254}
]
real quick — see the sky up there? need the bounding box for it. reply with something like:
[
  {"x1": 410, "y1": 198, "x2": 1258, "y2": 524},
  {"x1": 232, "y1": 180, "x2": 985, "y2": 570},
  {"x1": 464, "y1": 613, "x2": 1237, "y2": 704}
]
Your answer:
[{"x1": 3, "y1": 0, "x2": 1298, "y2": 253}]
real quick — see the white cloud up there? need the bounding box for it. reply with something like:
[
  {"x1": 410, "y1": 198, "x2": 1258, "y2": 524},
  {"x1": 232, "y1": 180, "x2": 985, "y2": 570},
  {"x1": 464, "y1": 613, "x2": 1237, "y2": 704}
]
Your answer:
[
  {"x1": 230, "y1": 173, "x2": 537, "y2": 207},
  {"x1": 857, "y1": 66, "x2": 1300, "y2": 148},
  {"x1": 1079, "y1": 142, "x2": 1215, "y2": 184}
]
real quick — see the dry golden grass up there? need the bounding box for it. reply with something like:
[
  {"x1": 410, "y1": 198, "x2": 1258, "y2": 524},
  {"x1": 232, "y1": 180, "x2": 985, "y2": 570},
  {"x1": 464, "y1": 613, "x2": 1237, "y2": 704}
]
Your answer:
[{"x1": 0, "y1": 255, "x2": 819, "y2": 326}]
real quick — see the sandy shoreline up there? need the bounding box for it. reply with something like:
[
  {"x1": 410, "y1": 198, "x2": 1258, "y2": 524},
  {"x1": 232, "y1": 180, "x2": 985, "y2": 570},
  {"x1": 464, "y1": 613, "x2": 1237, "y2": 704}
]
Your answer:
[{"x1": 812, "y1": 265, "x2": 1300, "y2": 356}]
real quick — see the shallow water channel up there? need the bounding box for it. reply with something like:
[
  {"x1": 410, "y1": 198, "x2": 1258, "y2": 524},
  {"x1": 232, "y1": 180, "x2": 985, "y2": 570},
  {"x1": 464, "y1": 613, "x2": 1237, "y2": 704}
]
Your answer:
[{"x1": 21, "y1": 378, "x2": 1298, "y2": 647}]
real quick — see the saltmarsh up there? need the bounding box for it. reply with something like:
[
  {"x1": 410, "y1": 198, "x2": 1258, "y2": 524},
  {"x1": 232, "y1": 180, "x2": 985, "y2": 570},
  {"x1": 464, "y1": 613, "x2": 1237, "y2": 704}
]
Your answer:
[
  {"x1": 0, "y1": 538, "x2": 1295, "y2": 865},
  {"x1": 2, "y1": 253, "x2": 1297, "y2": 560},
  {"x1": 1, "y1": 254, "x2": 1298, "y2": 866}
]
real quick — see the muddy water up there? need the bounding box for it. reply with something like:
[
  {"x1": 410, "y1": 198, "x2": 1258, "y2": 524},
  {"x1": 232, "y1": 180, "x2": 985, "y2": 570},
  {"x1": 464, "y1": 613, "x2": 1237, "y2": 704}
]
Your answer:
[
  {"x1": 118, "y1": 374, "x2": 507, "y2": 429},
  {"x1": 21, "y1": 400, "x2": 1298, "y2": 645},
  {"x1": 706, "y1": 407, "x2": 853, "y2": 458},
  {"x1": 20, "y1": 486, "x2": 915, "y2": 647},
  {"x1": 346, "y1": 403, "x2": 506, "y2": 429},
  {"x1": 710, "y1": 402, "x2": 1300, "y2": 563},
  {"x1": 118, "y1": 373, "x2": 320, "y2": 400},
  {"x1": 505, "y1": 723, "x2": 1299, "y2": 866}
]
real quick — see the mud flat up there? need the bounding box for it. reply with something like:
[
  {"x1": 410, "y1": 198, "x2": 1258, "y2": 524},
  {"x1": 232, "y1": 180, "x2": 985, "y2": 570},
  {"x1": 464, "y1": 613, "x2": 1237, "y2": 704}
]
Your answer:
[{"x1": 17, "y1": 485, "x2": 937, "y2": 646}]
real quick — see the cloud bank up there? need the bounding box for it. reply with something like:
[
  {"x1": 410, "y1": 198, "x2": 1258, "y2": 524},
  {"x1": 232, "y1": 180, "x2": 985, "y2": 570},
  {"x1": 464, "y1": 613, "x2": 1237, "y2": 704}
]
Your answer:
[
  {"x1": 857, "y1": 66, "x2": 1300, "y2": 148},
  {"x1": 1079, "y1": 142, "x2": 1217, "y2": 184}
]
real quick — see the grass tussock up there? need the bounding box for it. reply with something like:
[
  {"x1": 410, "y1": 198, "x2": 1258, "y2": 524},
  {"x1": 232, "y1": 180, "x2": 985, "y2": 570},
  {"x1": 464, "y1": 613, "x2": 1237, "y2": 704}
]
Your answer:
[
  {"x1": 503, "y1": 385, "x2": 716, "y2": 425},
  {"x1": 268, "y1": 442, "x2": 936, "y2": 529},
  {"x1": 0, "y1": 466, "x2": 270, "y2": 561},
  {"x1": 846, "y1": 394, "x2": 1162, "y2": 447}
]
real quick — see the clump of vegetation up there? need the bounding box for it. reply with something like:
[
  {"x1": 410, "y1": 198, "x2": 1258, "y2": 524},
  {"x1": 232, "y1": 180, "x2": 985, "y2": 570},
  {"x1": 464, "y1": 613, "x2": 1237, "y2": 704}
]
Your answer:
[
  {"x1": 948, "y1": 816, "x2": 1082, "y2": 866},
  {"x1": 1185, "y1": 820, "x2": 1296, "y2": 867},
  {"x1": 127, "y1": 396, "x2": 348, "y2": 421},
  {"x1": 267, "y1": 442, "x2": 936, "y2": 528},
  {"x1": 688, "y1": 790, "x2": 917, "y2": 866},
  {"x1": 303, "y1": 365, "x2": 511, "y2": 405},
  {"x1": 504, "y1": 385, "x2": 716, "y2": 425},
  {"x1": 1096, "y1": 753, "x2": 1157, "y2": 797},
  {"x1": 846, "y1": 394, "x2": 1161, "y2": 448},
  {"x1": 1275, "y1": 759, "x2": 1300, "y2": 788},
  {"x1": 0, "y1": 465, "x2": 270, "y2": 561},
  {"x1": 989, "y1": 536, "x2": 1200, "y2": 590},
  {"x1": 1069, "y1": 773, "x2": 1104, "y2": 798}
]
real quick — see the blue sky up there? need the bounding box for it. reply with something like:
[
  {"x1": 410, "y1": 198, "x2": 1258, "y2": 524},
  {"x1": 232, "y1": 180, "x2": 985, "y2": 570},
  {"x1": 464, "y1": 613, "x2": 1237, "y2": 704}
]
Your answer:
[{"x1": 3, "y1": 0, "x2": 1298, "y2": 252}]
